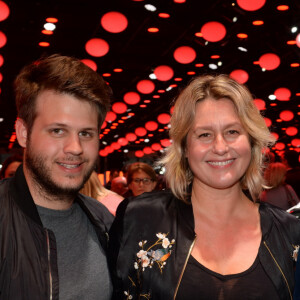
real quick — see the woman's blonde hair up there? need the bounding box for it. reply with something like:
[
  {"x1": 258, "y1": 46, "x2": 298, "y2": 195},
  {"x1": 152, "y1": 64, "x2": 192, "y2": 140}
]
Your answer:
[
  {"x1": 159, "y1": 74, "x2": 275, "y2": 202},
  {"x1": 264, "y1": 162, "x2": 287, "y2": 188},
  {"x1": 80, "y1": 171, "x2": 109, "y2": 199}
]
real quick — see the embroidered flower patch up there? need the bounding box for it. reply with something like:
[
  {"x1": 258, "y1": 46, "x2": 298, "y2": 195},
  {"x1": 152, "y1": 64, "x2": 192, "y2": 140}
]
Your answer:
[{"x1": 135, "y1": 232, "x2": 175, "y2": 273}]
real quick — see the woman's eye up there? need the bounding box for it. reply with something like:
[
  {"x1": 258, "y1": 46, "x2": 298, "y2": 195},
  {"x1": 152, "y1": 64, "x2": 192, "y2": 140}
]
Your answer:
[
  {"x1": 228, "y1": 130, "x2": 239, "y2": 135},
  {"x1": 198, "y1": 133, "x2": 211, "y2": 138}
]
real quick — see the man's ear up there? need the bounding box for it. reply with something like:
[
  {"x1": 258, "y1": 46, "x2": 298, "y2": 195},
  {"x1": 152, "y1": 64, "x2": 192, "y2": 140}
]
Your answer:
[{"x1": 15, "y1": 118, "x2": 28, "y2": 148}]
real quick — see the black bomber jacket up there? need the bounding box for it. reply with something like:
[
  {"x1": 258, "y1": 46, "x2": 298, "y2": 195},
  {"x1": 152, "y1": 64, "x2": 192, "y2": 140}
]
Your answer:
[
  {"x1": 109, "y1": 190, "x2": 300, "y2": 300},
  {"x1": 0, "y1": 165, "x2": 114, "y2": 300}
]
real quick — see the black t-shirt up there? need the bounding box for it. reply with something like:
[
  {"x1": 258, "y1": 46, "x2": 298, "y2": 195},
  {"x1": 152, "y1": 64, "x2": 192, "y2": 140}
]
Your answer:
[{"x1": 176, "y1": 254, "x2": 280, "y2": 300}]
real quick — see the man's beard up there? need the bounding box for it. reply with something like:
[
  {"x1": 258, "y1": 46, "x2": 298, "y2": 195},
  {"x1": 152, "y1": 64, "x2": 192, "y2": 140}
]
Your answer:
[{"x1": 25, "y1": 143, "x2": 95, "y2": 201}]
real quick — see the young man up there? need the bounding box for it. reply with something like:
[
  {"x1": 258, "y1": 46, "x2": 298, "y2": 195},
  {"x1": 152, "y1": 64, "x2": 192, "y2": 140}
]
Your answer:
[{"x1": 0, "y1": 55, "x2": 114, "y2": 300}]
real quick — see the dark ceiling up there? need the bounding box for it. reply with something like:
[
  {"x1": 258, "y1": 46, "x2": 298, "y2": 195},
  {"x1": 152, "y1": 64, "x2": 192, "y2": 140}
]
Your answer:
[{"x1": 0, "y1": 0, "x2": 299, "y2": 171}]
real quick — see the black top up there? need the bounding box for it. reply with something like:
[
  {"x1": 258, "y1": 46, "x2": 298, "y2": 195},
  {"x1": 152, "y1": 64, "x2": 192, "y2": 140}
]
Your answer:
[{"x1": 176, "y1": 254, "x2": 280, "y2": 300}]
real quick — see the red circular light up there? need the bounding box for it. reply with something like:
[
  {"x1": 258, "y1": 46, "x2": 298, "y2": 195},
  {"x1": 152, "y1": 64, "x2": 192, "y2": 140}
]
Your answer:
[
  {"x1": 280, "y1": 110, "x2": 294, "y2": 121},
  {"x1": 0, "y1": 31, "x2": 7, "y2": 48},
  {"x1": 286, "y1": 127, "x2": 298, "y2": 136},
  {"x1": 135, "y1": 150, "x2": 144, "y2": 158},
  {"x1": 154, "y1": 65, "x2": 174, "y2": 81},
  {"x1": 42, "y1": 30, "x2": 53, "y2": 35},
  {"x1": 229, "y1": 69, "x2": 249, "y2": 84},
  {"x1": 160, "y1": 139, "x2": 172, "y2": 147},
  {"x1": 157, "y1": 113, "x2": 171, "y2": 124},
  {"x1": 258, "y1": 53, "x2": 280, "y2": 70},
  {"x1": 101, "y1": 121, "x2": 107, "y2": 129},
  {"x1": 264, "y1": 117, "x2": 272, "y2": 127},
  {"x1": 135, "y1": 127, "x2": 147, "y2": 137},
  {"x1": 148, "y1": 27, "x2": 159, "y2": 33},
  {"x1": 237, "y1": 0, "x2": 266, "y2": 11},
  {"x1": 101, "y1": 11, "x2": 128, "y2": 33},
  {"x1": 99, "y1": 149, "x2": 108, "y2": 157},
  {"x1": 274, "y1": 87, "x2": 291, "y2": 101},
  {"x1": 291, "y1": 139, "x2": 300, "y2": 147},
  {"x1": 151, "y1": 143, "x2": 162, "y2": 151},
  {"x1": 111, "y1": 142, "x2": 121, "y2": 150},
  {"x1": 105, "y1": 111, "x2": 117, "y2": 122},
  {"x1": 81, "y1": 59, "x2": 97, "y2": 71},
  {"x1": 158, "y1": 13, "x2": 170, "y2": 18},
  {"x1": 118, "y1": 137, "x2": 128, "y2": 146},
  {"x1": 173, "y1": 46, "x2": 196, "y2": 64},
  {"x1": 275, "y1": 142, "x2": 285, "y2": 150},
  {"x1": 296, "y1": 33, "x2": 300, "y2": 48},
  {"x1": 201, "y1": 21, "x2": 226, "y2": 42},
  {"x1": 85, "y1": 38, "x2": 109, "y2": 57},
  {"x1": 123, "y1": 91, "x2": 141, "y2": 105},
  {"x1": 253, "y1": 99, "x2": 266, "y2": 110},
  {"x1": 112, "y1": 102, "x2": 127, "y2": 114},
  {"x1": 271, "y1": 132, "x2": 279, "y2": 140},
  {"x1": 39, "y1": 42, "x2": 50, "y2": 47},
  {"x1": 136, "y1": 79, "x2": 155, "y2": 94},
  {"x1": 143, "y1": 147, "x2": 153, "y2": 154},
  {"x1": 0, "y1": 54, "x2": 4, "y2": 67},
  {"x1": 46, "y1": 17, "x2": 58, "y2": 23},
  {"x1": 126, "y1": 132, "x2": 137, "y2": 142},
  {"x1": 145, "y1": 121, "x2": 158, "y2": 131},
  {"x1": 253, "y1": 20, "x2": 264, "y2": 25},
  {"x1": 277, "y1": 5, "x2": 289, "y2": 11},
  {"x1": 237, "y1": 33, "x2": 248, "y2": 39},
  {"x1": 0, "y1": 1, "x2": 9, "y2": 21}
]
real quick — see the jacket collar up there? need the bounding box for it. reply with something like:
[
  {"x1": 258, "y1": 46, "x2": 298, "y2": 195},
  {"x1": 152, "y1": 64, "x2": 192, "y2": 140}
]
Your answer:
[
  {"x1": 10, "y1": 164, "x2": 88, "y2": 228},
  {"x1": 11, "y1": 164, "x2": 44, "y2": 226}
]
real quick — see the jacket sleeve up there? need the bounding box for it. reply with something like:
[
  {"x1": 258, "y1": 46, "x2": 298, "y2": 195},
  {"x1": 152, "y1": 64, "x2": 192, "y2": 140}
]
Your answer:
[
  {"x1": 107, "y1": 198, "x2": 130, "y2": 299},
  {"x1": 294, "y1": 257, "x2": 300, "y2": 299}
]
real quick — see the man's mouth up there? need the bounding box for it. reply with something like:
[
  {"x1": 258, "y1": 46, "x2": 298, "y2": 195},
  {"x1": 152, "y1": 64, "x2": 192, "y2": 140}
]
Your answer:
[{"x1": 57, "y1": 162, "x2": 82, "y2": 169}]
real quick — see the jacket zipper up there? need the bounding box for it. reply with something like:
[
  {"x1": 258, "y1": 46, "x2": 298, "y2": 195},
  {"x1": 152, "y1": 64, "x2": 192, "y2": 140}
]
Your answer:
[
  {"x1": 263, "y1": 240, "x2": 292, "y2": 300},
  {"x1": 45, "y1": 230, "x2": 53, "y2": 300},
  {"x1": 173, "y1": 236, "x2": 196, "y2": 300}
]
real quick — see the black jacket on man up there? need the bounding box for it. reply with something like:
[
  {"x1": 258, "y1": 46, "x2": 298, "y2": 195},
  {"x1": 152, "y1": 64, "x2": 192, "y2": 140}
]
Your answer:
[
  {"x1": 0, "y1": 165, "x2": 113, "y2": 300},
  {"x1": 109, "y1": 190, "x2": 300, "y2": 300}
]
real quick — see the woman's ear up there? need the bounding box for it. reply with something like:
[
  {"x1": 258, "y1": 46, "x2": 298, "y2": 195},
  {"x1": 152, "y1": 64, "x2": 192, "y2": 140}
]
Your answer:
[{"x1": 15, "y1": 118, "x2": 28, "y2": 148}]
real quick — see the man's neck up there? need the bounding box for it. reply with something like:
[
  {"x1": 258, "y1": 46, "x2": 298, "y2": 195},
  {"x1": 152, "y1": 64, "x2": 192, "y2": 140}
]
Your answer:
[{"x1": 24, "y1": 167, "x2": 74, "y2": 210}]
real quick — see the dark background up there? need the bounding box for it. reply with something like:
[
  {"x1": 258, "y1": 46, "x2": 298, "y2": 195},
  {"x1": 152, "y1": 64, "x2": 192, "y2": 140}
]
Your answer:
[{"x1": 0, "y1": 0, "x2": 299, "y2": 172}]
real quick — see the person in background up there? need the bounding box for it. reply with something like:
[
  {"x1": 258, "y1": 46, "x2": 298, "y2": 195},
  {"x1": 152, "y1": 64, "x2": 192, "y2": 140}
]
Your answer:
[
  {"x1": 282, "y1": 150, "x2": 300, "y2": 198},
  {"x1": 123, "y1": 162, "x2": 157, "y2": 197},
  {"x1": 0, "y1": 54, "x2": 114, "y2": 300},
  {"x1": 109, "y1": 74, "x2": 300, "y2": 300},
  {"x1": 111, "y1": 176, "x2": 128, "y2": 197},
  {"x1": 105, "y1": 168, "x2": 119, "y2": 190},
  {"x1": 0, "y1": 153, "x2": 23, "y2": 179},
  {"x1": 260, "y1": 162, "x2": 299, "y2": 210},
  {"x1": 80, "y1": 171, "x2": 123, "y2": 216}
]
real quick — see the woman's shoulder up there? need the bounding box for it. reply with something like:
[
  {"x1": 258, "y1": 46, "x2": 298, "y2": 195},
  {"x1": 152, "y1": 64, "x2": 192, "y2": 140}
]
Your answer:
[{"x1": 259, "y1": 202, "x2": 300, "y2": 237}]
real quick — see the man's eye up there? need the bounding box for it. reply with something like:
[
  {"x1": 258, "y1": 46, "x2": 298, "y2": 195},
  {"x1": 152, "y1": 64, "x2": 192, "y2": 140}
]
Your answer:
[
  {"x1": 79, "y1": 131, "x2": 92, "y2": 137},
  {"x1": 51, "y1": 129, "x2": 64, "y2": 135}
]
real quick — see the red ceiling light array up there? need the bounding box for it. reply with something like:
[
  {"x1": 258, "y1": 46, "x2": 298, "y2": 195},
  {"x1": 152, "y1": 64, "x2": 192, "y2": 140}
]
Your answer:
[{"x1": 79, "y1": 3, "x2": 298, "y2": 158}]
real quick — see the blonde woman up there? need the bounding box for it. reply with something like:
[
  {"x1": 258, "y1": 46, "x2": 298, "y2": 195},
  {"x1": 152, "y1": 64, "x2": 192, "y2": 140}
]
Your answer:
[
  {"x1": 80, "y1": 171, "x2": 123, "y2": 216},
  {"x1": 109, "y1": 75, "x2": 300, "y2": 300}
]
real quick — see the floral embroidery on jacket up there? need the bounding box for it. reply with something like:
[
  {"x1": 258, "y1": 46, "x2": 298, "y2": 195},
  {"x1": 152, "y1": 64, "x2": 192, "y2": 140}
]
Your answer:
[{"x1": 125, "y1": 232, "x2": 175, "y2": 299}]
